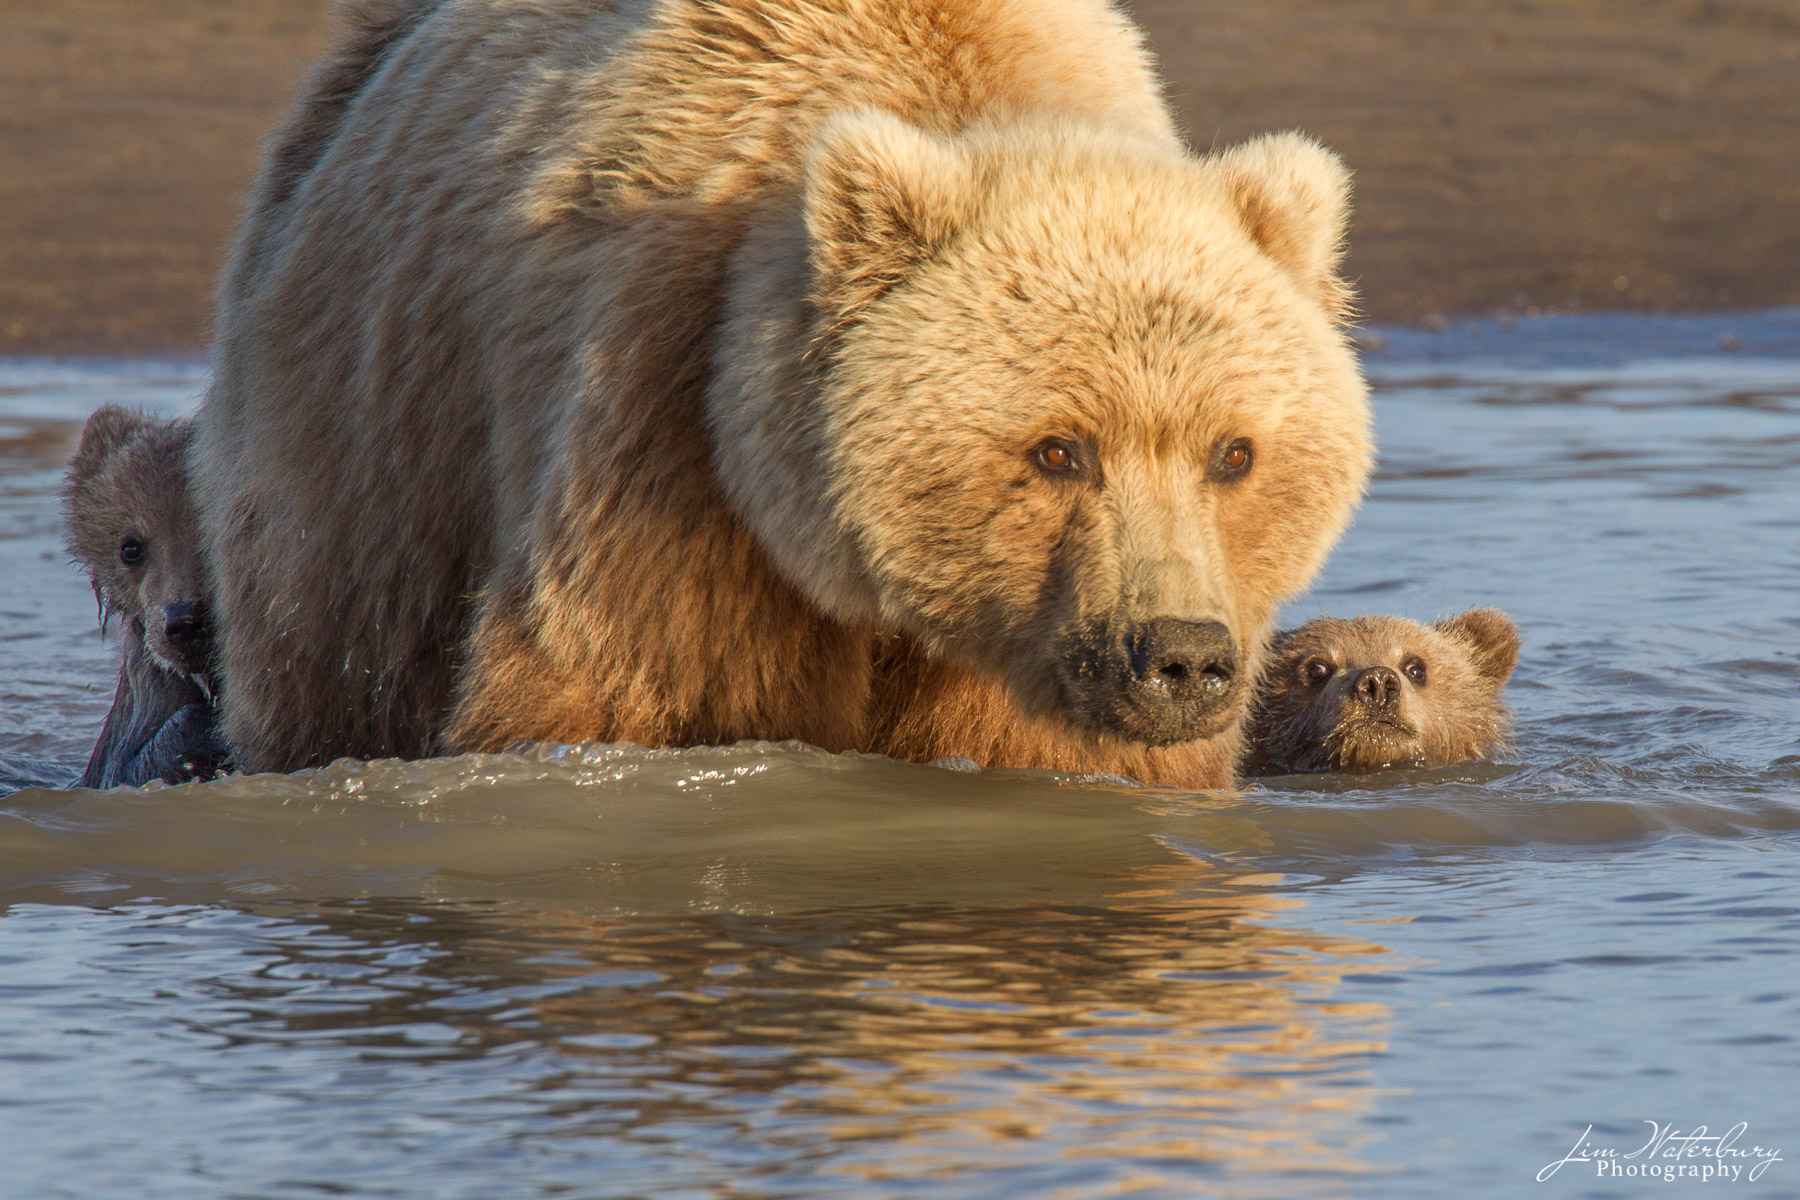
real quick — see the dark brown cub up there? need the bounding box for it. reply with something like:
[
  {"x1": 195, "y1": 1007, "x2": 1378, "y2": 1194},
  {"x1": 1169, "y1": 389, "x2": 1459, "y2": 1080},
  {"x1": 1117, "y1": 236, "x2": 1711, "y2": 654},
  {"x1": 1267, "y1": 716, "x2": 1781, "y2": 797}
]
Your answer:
[{"x1": 62, "y1": 406, "x2": 229, "y2": 788}]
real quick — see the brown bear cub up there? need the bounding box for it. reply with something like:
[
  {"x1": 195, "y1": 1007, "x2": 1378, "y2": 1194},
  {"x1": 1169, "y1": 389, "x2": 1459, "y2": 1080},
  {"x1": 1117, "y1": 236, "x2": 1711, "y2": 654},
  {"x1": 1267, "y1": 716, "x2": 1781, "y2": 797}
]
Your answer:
[
  {"x1": 62, "y1": 407, "x2": 228, "y2": 788},
  {"x1": 1243, "y1": 609, "x2": 1520, "y2": 775}
]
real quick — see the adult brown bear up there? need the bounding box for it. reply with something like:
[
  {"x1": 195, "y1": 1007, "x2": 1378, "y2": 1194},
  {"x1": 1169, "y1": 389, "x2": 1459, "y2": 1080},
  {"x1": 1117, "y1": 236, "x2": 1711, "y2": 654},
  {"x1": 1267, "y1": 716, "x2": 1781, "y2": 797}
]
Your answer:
[{"x1": 193, "y1": 0, "x2": 1372, "y2": 785}]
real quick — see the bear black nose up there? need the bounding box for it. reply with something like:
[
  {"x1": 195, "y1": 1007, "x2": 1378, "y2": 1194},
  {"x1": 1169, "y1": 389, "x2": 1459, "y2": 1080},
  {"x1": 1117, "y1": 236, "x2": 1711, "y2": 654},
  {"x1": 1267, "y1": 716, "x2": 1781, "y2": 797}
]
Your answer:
[
  {"x1": 1127, "y1": 618, "x2": 1237, "y2": 698},
  {"x1": 162, "y1": 600, "x2": 210, "y2": 663},
  {"x1": 1059, "y1": 617, "x2": 1242, "y2": 746},
  {"x1": 1351, "y1": 665, "x2": 1401, "y2": 710}
]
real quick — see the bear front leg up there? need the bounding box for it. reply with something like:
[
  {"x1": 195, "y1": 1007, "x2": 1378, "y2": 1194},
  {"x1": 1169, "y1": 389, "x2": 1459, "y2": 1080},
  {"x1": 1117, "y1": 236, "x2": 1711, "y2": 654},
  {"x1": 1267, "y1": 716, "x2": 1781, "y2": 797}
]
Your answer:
[{"x1": 442, "y1": 571, "x2": 614, "y2": 753}]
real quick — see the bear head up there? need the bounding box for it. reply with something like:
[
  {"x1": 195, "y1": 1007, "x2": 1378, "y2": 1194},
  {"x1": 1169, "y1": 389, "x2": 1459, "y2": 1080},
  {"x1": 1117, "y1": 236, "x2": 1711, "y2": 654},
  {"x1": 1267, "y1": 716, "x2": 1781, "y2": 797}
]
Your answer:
[
  {"x1": 62, "y1": 407, "x2": 212, "y2": 679},
  {"x1": 714, "y1": 114, "x2": 1372, "y2": 750},
  {"x1": 1248, "y1": 609, "x2": 1520, "y2": 773}
]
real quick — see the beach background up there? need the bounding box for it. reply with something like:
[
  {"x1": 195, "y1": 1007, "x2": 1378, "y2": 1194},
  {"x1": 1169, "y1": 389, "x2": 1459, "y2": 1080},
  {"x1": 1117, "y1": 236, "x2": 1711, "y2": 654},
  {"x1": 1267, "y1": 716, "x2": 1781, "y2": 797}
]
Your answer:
[{"x1": 3, "y1": 0, "x2": 1800, "y2": 356}]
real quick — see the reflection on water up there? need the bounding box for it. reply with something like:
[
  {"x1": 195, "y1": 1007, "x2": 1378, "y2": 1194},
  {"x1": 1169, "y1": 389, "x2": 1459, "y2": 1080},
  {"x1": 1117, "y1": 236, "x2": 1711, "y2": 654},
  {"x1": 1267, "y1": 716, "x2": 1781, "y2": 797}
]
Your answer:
[
  {"x1": 0, "y1": 891, "x2": 1392, "y2": 1199},
  {"x1": 2, "y1": 317, "x2": 1799, "y2": 1197}
]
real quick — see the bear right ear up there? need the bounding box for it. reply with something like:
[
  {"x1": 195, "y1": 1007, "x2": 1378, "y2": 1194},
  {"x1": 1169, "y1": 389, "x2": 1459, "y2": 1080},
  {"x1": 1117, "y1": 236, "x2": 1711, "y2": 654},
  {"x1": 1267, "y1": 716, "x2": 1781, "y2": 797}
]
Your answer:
[
  {"x1": 1212, "y1": 132, "x2": 1355, "y2": 322},
  {"x1": 67, "y1": 406, "x2": 149, "y2": 486},
  {"x1": 804, "y1": 109, "x2": 979, "y2": 326},
  {"x1": 1435, "y1": 607, "x2": 1521, "y2": 687}
]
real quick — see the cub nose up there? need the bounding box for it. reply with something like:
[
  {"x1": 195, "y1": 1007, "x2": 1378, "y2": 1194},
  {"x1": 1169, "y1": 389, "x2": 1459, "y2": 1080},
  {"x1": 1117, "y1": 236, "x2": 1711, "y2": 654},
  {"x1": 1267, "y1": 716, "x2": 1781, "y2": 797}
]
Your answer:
[
  {"x1": 162, "y1": 600, "x2": 210, "y2": 663},
  {"x1": 1351, "y1": 665, "x2": 1401, "y2": 710},
  {"x1": 1128, "y1": 618, "x2": 1237, "y2": 701}
]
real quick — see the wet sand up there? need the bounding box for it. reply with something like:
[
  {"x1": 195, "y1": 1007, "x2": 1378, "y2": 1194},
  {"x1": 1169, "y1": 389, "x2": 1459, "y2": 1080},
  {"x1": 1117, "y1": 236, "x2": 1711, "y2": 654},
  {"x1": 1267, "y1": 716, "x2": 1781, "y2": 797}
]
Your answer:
[{"x1": 3, "y1": 0, "x2": 1798, "y2": 355}]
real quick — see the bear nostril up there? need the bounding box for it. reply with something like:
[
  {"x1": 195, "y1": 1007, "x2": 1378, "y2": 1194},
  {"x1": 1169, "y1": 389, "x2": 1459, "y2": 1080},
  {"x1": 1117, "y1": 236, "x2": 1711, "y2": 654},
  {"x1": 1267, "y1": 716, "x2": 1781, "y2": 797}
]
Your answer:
[
  {"x1": 1197, "y1": 659, "x2": 1234, "y2": 698},
  {"x1": 1158, "y1": 661, "x2": 1188, "y2": 682},
  {"x1": 1352, "y1": 666, "x2": 1400, "y2": 708}
]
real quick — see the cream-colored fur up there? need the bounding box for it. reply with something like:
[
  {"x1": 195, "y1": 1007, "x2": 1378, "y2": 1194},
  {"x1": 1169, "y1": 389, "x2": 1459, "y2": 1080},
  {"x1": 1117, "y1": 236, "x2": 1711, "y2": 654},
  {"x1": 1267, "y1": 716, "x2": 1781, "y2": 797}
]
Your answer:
[{"x1": 195, "y1": 0, "x2": 1372, "y2": 784}]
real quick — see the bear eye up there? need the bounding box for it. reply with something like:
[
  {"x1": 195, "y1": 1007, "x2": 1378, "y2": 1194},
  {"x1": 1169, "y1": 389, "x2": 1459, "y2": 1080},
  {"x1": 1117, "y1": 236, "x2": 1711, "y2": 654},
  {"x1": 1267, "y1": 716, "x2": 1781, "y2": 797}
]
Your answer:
[
  {"x1": 1033, "y1": 437, "x2": 1082, "y2": 477},
  {"x1": 1301, "y1": 657, "x2": 1333, "y2": 686},
  {"x1": 119, "y1": 536, "x2": 146, "y2": 567},
  {"x1": 1402, "y1": 656, "x2": 1428, "y2": 684},
  {"x1": 1211, "y1": 437, "x2": 1254, "y2": 483}
]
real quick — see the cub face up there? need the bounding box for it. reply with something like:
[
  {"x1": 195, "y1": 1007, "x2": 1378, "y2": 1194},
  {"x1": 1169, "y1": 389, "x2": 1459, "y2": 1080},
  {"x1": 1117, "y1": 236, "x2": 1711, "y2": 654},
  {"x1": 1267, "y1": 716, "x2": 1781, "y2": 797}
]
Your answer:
[
  {"x1": 715, "y1": 115, "x2": 1372, "y2": 750},
  {"x1": 62, "y1": 407, "x2": 211, "y2": 678},
  {"x1": 1246, "y1": 609, "x2": 1520, "y2": 773}
]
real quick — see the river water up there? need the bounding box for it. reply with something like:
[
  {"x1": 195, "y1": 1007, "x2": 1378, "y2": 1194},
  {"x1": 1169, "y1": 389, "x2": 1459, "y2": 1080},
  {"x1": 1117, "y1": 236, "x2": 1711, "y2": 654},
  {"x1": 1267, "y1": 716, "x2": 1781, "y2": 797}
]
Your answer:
[{"x1": 1, "y1": 313, "x2": 1796, "y2": 1198}]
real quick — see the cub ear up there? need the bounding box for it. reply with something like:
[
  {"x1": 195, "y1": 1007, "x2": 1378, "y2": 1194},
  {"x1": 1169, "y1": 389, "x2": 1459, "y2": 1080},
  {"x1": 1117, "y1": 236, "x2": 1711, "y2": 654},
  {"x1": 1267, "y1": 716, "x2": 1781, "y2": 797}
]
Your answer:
[
  {"x1": 804, "y1": 109, "x2": 978, "y2": 324},
  {"x1": 1434, "y1": 607, "x2": 1520, "y2": 686},
  {"x1": 1212, "y1": 131, "x2": 1355, "y2": 321},
  {"x1": 67, "y1": 406, "x2": 149, "y2": 489}
]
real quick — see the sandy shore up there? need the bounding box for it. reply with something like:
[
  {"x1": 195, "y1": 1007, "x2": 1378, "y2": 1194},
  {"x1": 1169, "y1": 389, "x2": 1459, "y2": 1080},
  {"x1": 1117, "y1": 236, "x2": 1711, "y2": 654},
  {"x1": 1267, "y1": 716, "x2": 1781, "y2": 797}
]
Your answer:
[{"x1": 3, "y1": 0, "x2": 1797, "y2": 355}]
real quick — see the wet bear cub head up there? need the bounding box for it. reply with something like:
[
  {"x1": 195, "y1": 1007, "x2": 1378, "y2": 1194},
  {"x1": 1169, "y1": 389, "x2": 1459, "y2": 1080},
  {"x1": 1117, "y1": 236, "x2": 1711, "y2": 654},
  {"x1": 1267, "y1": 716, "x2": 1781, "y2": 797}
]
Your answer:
[
  {"x1": 1244, "y1": 609, "x2": 1520, "y2": 774},
  {"x1": 62, "y1": 406, "x2": 211, "y2": 681}
]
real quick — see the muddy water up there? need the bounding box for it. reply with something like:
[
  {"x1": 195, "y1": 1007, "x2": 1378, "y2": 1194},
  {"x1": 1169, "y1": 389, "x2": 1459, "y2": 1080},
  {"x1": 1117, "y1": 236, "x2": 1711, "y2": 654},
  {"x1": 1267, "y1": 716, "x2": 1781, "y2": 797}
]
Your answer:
[{"x1": 1, "y1": 315, "x2": 1797, "y2": 1198}]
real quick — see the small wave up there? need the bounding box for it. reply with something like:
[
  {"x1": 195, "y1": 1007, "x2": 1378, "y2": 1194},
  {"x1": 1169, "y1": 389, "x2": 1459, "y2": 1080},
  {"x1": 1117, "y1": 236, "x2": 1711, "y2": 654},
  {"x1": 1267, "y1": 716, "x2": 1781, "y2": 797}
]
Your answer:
[{"x1": 4, "y1": 743, "x2": 1798, "y2": 914}]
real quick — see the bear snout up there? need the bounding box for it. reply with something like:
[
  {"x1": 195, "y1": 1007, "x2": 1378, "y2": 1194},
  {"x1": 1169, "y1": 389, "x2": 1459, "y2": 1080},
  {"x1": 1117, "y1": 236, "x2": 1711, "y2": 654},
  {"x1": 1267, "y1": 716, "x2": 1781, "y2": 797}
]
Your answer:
[
  {"x1": 1061, "y1": 617, "x2": 1241, "y2": 746},
  {"x1": 160, "y1": 600, "x2": 211, "y2": 674}
]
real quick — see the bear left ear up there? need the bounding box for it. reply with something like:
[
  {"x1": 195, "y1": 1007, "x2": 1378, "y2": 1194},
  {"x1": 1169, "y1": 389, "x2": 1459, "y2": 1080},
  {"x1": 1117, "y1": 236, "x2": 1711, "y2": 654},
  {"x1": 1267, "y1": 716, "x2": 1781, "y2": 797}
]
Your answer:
[
  {"x1": 803, "y1": 109, "x2": 979, "y2": 326},
  {"x1": 1212, "y1": 132, "x2": 1354, "y2": 321},
  {"x1": 67, "y1": 405, "x2": 149, "y2": 488},
  {"x1": 1434, "y1": 607, "x2": 1520, "y2": 687}
]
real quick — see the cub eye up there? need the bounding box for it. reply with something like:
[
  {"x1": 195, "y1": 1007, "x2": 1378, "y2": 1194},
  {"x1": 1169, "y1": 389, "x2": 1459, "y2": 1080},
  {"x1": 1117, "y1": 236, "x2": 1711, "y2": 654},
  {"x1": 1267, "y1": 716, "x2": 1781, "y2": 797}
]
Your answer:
[
  {"x1": 1301, "y1": 657, "x2": 1333, "y2": 686},
  {"x1": 119, "y1": 536, "x2": 146, "y2": 566},
  {"x1": 1402, "y1": 656, "x2": 1428, "y2": 684},
  {"x1": 1211, "y1": 437, "x2": 1254, "y2": 482},
  {"x1": 1033, "y1": 437, "x2": 1081, "y2": 477}
]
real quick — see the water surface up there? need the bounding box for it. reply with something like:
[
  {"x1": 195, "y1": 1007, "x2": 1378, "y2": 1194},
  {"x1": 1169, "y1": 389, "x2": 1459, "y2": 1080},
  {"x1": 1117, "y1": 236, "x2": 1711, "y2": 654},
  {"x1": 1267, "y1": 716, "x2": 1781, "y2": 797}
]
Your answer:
[{"x1": 1, "y1": 316, "x2": 1797, "y2": 1197}]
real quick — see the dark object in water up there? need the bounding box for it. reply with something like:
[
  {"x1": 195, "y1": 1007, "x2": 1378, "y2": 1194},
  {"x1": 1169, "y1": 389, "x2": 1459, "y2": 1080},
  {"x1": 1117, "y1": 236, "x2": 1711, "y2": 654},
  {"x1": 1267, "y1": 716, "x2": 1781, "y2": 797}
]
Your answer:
[{"x1": 76, "y1": 622, "x2": 229, "y2": 789}]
